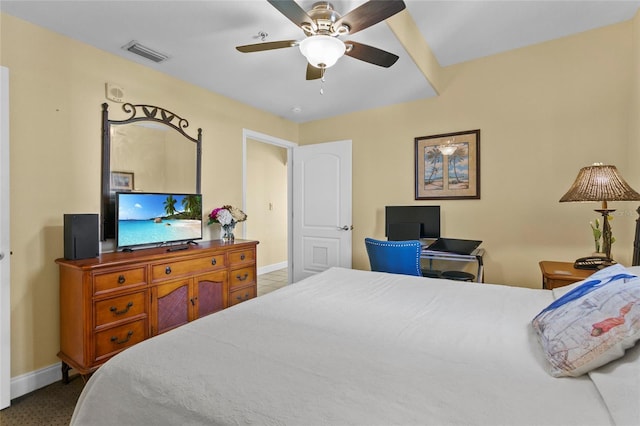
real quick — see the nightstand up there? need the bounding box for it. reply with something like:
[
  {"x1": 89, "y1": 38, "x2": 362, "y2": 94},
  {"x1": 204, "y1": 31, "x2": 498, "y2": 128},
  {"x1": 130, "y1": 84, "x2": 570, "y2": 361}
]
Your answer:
[{"x1": 538, "y1": 261, "x2": 594, "y2": 290}]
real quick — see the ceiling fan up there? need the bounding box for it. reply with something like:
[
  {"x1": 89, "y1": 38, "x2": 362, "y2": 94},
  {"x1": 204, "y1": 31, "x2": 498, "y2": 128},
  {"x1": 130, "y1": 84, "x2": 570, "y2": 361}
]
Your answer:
[{"x1": 236, "y1": 0, "x2": 407, "y2": 80}]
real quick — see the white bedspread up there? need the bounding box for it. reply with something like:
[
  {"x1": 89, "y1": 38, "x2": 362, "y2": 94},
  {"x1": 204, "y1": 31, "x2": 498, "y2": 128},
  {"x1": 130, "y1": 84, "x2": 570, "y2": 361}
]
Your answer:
[{"x1": 72, "y1": 267, "x2": 617, "y2": 426}]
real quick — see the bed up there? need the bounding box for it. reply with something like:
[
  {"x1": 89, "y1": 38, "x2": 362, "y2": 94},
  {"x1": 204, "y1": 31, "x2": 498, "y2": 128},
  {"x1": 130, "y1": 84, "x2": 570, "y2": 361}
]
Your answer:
[{"x1": 71, "y1": 266, "x2": 640, "y2": 425}]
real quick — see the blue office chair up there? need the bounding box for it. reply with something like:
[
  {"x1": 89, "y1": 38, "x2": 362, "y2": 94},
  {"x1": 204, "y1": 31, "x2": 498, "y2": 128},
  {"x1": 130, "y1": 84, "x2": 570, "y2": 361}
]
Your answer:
[{"x1": 364, "y1": 238, "x2": 422, "y2": 276}]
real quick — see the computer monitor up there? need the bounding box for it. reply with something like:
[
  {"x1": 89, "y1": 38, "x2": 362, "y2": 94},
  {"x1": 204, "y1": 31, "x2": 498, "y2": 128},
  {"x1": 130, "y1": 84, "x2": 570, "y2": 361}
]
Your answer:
[
  {"x1": 387, "y1": 222, "x2": 422, "y2": 241},
  {"x1": 385, "y1": 206, "x2": 441, "y2": 239}
]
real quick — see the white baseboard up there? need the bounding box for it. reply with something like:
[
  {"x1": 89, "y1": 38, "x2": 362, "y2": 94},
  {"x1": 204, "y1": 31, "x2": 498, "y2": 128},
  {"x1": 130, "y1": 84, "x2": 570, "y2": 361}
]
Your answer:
[
  {"x1": 11, "y1": 362, "x2": 61, "y2": 400},
  {"x1": 257, "y1": 261, "x2": 288, "y2": 276}
]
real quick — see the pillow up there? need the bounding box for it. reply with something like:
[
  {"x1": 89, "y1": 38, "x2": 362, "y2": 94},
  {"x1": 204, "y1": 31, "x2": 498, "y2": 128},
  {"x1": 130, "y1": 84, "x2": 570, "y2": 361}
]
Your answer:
[
  {"x1": 532, "y1": 264, "x2": 640, "y2": 377},
  {"x1": 551, "y1": 276, "x2": 590, "y2": 300}
]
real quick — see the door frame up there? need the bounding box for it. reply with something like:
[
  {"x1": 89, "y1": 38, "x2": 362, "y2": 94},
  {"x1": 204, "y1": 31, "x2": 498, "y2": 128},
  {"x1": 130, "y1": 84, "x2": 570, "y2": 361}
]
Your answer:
[
  {"x1": 1, "y1": 66, "x2": 11, "y2": 409},
  {"x1": 242, "y1": 129, "x2": 297, "y2": 283}
]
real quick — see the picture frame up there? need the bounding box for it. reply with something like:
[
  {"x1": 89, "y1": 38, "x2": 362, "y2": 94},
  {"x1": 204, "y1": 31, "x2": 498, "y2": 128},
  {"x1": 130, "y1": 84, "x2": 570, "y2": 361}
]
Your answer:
[
  {"x1": 110, "y1": 171, "x2": 134, "y2": 192},
  {"x1": 415, "y1": 129, "x2": 480, "y2": 200}
]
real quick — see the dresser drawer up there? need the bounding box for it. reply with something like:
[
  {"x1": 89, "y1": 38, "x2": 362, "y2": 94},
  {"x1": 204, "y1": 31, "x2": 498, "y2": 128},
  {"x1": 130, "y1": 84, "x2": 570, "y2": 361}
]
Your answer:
[
  {"x1": 95, "y1": 319, "x2": 147, "y2": 360},
  {"x1": 95, "y1": 291, "x2": 147, "y2": 328},
  {"x1": 228, "y1": 249, "x2": 255, "y2": 266},
  {"x1": 229, "y1": 267, "x2": 255, "y2": 289},
  {"x1": 151, "y1": 254, "x2": 226, "y2": 282},
  {"x1": 94, "y1": 267, "x2": 146, "y2": 295},
  {"x1": 229, "y1": 286, "x2": 256, "y2": 306}
]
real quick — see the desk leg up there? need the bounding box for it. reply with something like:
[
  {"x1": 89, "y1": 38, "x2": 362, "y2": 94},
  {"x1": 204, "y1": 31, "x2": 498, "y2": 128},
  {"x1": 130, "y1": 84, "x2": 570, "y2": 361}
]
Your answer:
[{"x1": 476, "y1": 255, "x2": 484, "y2": 283}]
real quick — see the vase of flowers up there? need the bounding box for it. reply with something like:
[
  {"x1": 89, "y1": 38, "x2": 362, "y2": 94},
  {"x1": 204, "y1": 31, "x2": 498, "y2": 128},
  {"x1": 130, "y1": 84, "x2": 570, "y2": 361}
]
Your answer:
[{"x1": 208, "y1": 205, "x2": 247, "y2": 242}]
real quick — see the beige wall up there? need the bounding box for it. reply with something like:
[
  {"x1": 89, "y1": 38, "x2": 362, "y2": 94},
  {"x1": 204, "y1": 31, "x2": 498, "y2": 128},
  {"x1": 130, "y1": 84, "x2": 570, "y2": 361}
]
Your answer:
[
  {"x1": 2, "y1": 10, "x2": 640, "y2": 380},
  {"x1": 0, "y1": 13, "x2": 298, "y2": 377},
  {"x1": 300, "y1": 20, "x2": 638, "y2": 287},
  {"x1": 246, "y1": 139, "x2": 288, "y2": 268},
  {"x1": 631, "y1": 11, "x2": 640, "y2": 198}
]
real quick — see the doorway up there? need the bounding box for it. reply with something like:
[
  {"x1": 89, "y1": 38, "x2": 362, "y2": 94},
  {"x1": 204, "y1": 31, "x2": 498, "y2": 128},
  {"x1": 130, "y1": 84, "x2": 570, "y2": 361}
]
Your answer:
[
  {"x1": 242, "y1": 130, "x2": 353, "y2": 285},
  {"x1": 242, "y1": 129, "x2": 296, "y2": 284}
]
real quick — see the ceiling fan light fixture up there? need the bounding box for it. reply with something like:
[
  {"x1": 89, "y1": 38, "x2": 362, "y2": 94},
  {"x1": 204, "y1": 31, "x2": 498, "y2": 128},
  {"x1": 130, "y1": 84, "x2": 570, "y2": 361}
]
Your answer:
[{"x1": 299, "y1": 35, "x2": 345, "y2": 69}]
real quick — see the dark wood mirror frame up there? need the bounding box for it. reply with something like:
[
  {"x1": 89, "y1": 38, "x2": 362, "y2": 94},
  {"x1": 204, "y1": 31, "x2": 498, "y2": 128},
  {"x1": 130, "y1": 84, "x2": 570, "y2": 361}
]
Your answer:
[{"x1": 101, "y1": 103, "x2": 202, "y2": 240}]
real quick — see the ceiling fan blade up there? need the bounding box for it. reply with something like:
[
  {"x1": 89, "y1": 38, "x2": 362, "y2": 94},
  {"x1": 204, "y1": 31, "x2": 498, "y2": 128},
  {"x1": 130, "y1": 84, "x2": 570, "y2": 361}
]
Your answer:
[
  {"x1": 345, "y1": 41, "x2": 399, "y2": 68},
  {"x1": 267, "y1": 0, "x2": 317, "y2": 32},
  {"x1": 336, "y1": 0, "x2": 406, "y2": 35},
  {"x1": 236, "y1": 40, "x2": 297, "y2": 53},
  {"x1": 306, "y1": 63, "x2": 323, "y2": 80}
]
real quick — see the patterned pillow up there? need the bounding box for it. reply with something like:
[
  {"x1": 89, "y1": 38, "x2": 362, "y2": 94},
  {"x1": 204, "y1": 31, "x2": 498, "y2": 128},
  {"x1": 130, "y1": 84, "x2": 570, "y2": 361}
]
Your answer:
[{"x1": 532, "y1": 264, "x2": 640, "y2": 377}]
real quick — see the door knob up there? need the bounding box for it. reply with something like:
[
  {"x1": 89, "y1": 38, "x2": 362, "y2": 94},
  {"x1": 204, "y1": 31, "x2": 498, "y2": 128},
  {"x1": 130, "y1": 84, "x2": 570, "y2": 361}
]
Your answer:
[{"x1": 338, "y1": 225, "x2": 353, "y2": 231}]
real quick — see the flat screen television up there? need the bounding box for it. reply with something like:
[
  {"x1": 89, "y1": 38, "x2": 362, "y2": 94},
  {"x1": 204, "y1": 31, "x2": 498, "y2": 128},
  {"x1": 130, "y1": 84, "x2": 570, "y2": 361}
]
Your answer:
[
  {"x1": 116, "y1": 192, "x2": 203, "y2": 249},
  {"x1": 385, "y1": 205, "x2": 441, "y2": 239}
]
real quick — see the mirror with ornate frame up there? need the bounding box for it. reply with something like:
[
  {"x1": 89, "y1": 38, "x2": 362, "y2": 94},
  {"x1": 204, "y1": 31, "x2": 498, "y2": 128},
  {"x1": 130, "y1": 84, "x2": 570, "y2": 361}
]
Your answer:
[{"x1": 101, "y1": 103, "x2": 202, "y2": 240}]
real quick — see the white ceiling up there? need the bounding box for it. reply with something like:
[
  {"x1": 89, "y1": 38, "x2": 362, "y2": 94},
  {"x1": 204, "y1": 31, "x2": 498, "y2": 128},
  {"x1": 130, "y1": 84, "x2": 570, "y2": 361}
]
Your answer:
[{"x1": 2, "y1": 0, "x2": 639, "y2": 123}]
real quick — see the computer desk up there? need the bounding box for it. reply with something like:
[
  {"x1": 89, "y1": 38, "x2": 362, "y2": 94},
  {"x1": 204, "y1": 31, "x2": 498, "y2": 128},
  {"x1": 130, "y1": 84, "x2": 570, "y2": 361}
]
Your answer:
[{"x1": 421, "y1": 247, "x2": 485, "y2": 283}]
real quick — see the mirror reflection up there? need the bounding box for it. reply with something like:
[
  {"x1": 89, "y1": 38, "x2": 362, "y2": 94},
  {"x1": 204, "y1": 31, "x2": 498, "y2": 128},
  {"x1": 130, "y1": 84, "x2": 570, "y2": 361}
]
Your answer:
[{"x1": 111, "y1": 124, "x2": 197, "y2": 193}]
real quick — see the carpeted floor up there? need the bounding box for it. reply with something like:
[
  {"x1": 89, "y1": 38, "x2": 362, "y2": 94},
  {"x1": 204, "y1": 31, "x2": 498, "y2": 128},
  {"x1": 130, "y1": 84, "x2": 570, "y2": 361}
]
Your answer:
[{"x1": 0, "y1": 375, "x2": 84, "y2": 425}]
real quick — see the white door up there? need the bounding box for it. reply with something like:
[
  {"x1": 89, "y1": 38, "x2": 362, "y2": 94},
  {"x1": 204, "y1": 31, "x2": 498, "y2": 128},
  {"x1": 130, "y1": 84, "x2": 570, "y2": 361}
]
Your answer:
[
  {"x1": 0, "y1": 66, "x2": 11, "y2": 409},
  {"x1": 292, "y1": 140, "x2": 352, "y2": 282}
]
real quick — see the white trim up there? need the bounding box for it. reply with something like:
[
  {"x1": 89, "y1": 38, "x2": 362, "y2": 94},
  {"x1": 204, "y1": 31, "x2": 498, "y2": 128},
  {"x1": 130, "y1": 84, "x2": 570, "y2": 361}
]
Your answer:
[
  {"x1": 257, "y1": 261, "x2": 288, "y2": 276},
  {"x1": 242, "y1": 129, "x2": 297, "y2": 285},
  {"x1": 0, "y1": 66, "x2": 10, "y2": 409},
  {"x1": 10, "y1": 363, "x2": 61, "y2": 400}
]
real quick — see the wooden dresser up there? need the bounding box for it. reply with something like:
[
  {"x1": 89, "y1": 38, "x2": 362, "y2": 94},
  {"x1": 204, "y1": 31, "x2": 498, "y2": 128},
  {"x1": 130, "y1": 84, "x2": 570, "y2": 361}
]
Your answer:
[{"x1": 56, "y1": 239, "x2": 258, "y2": 382}]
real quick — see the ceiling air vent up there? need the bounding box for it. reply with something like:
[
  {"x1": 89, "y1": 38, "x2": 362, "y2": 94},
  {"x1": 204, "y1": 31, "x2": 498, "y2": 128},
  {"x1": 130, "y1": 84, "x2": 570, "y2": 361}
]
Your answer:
[{"x1": 122, "y1": 40, "x2": 169, "y2": 63}]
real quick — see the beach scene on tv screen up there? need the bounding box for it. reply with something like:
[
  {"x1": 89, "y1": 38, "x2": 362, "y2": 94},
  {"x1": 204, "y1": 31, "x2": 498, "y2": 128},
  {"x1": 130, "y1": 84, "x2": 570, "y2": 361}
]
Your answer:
[{"x1": 117, "y1": 193, "x2": 202, "y2": 247}]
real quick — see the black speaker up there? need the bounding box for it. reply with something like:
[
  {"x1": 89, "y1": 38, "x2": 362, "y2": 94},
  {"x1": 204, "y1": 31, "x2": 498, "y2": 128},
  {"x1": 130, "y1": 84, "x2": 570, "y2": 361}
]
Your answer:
[{"x1": 64, "y1": 214, "x2": 99, "y2": 260}]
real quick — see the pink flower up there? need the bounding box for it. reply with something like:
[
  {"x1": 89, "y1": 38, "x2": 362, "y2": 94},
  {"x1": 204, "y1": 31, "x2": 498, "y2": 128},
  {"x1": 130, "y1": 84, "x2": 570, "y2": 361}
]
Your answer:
[{"x1": 207, "y1": 205, "x2": 246, "y2": 226}]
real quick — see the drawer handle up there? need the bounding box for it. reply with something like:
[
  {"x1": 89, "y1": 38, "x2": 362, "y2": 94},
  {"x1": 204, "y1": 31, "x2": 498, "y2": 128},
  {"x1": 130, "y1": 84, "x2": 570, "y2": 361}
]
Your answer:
[
  {"x1": 240, "y1": 254, "x2": 246, "y2": 260},
  {"x1": 211, "y1": 258, "x2": 216, "y2": 266},
  {"x1": 236, "y1": 273, "x2": 249, "y2": 281},
  {"x1": 190, "y1": 296, "x2": 198, "y2": 306},
  {"x1": 236, "y1": 293, "x2": 250, "y2": 301},
  {"x1": 110, "y1": 302, "x2": 133, "y2": 316},
  {"x1": 117, "y1": 275, "x2": 126, "y2": 284},
  {"x1": 110, "y1": 330, "x2": 134, "y2": 345},
  {"x1": 165, "y1": 266, "x2": 172, "y2": 275}
]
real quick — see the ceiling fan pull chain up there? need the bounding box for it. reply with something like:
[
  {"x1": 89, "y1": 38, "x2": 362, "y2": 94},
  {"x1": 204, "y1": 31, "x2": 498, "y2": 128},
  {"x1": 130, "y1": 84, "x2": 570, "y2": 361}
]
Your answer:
[{"x1": 320, "y1": 67, "x2": 325, "y2": 95}]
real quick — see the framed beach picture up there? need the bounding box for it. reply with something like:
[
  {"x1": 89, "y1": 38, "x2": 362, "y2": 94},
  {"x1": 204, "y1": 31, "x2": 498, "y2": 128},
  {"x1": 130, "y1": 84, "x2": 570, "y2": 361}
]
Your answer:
[
  {"x1": 415, "y1": 129, "x2": 480, "y2": 200},
  {"x1": 111, "y1": 171, "x2": 134, "y2": 192}
]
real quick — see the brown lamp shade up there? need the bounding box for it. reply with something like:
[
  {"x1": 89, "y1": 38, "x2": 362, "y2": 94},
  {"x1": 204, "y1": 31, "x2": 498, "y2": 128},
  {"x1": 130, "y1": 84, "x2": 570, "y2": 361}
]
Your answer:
[{"x1": 559, "y1": 164, "x2": 640, "y2": 203}]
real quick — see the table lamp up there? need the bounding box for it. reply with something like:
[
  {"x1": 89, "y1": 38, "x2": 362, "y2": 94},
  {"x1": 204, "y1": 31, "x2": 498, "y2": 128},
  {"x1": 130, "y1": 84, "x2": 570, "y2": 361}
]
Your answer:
[{"x1": 560, "y1": 163, "x2": 640, "y2": 259}]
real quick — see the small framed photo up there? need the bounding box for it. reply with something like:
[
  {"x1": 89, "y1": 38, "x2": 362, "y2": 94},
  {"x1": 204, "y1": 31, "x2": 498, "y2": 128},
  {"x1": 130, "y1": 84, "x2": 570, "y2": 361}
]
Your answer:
[
  {"x1": 111, "y1": 171, "x2": 134, "y2": 192},
  {"x1": 415, "y1": 129, "x2": 480, "y2": 200}
]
